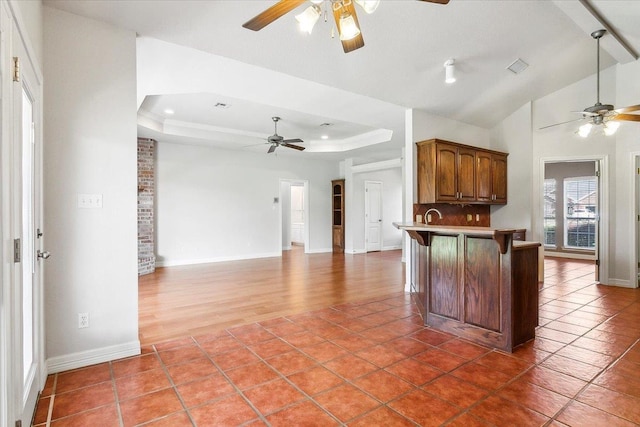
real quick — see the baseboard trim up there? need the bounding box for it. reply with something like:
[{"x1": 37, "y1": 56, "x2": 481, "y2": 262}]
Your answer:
[
  {"x1": 382, "y1": 245, "x2": 402, "y2": 251},
  {"x1": 157, "y1": 252, "x2": 282, "y2": 267},
  {"x1": 305, "y1": 248, "x2": 333, "y2": 254},
  {"x1": 606, "y1": 279, "x2": 635, "y2": 288},
  {"x1": 544, "y1": 251, "x2": 596, "y2": 261},
  {"x1": 47, "y1": 341, "x2": 141, "y2": 374}
]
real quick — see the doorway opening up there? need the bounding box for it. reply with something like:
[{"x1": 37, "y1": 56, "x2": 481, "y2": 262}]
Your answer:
[
  {"x1": 279, "y1": 179, "x2": 309, "y2": 253},
  {"x1": 541, "y1": 157, "x2": 607, "y2": 283},
  {"x1": 365, "y1": 181, "x2": 383, "y2": 252}
]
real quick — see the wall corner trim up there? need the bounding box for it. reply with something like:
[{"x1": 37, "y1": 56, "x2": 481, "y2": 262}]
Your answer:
[{"x1": 46, "y1": 341, "x2": 141, "y2": 374}]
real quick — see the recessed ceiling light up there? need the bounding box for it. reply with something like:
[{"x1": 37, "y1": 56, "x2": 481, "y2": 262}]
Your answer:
[
  {"x1": 321, "y1": 135, "x2": 329, "y2": 140},
  {"x1": 507, "y1": 58, "x2": 529, "y2": 74},
  {"x1": 164, "y1": 109, "x2": 175, "y2": 115},
  {"x1": 320, "y1": 122, "x2": 333, "y2": 127}
]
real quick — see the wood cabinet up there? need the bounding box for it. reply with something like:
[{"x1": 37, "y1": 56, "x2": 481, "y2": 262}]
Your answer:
[
  {"x1": 332, "y1": 179, "x2": 345, "y2": 253},
  {"x1": 417, "y1": 139, "x2": 507, "y2": 205},
  {"x1": 398, "y1": 224, "x2": 540, "y2": 352}
]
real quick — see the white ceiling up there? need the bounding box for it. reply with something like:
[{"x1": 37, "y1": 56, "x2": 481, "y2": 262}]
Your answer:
[{"x1": 43, "y1": 0, "x2": 640, "y2": 160}]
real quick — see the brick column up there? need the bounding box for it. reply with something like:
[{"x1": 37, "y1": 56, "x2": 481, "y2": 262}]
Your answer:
[{"x1": 138, "y1": 138, "x2": 156, "y2": 275}]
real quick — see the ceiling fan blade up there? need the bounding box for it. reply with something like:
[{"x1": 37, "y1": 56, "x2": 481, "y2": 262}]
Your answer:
[
  {"x1": 613, "y1": 113, "x2": 640, "y2": 122},
  {"x1": 571, "y1": 110, "x2": 598, "y2": 117},
  {"x1": 538, "y1": 117, "x2": 586, "y2": 130},
  {"x1": 614, "y1": 104, "x2": 640, "y2": 114},
  {"x1": 267, "y1": 144, "x2": 277, "y2": 154},
  {"x1": 282, "y1": 138, "x2": 303, "y2": 144},
  {"x1": 282, "y1": 143, "x2": 305, "y2": 151},
  {"x1": 417, "y1": 0, "x2": 450, "y2": 4},
  {"x1": 332, "y1": 2, "x2": 365, "y2": 53},
  {"x1": 243, "y1": 0, "x2": 306, "y2": 31}
]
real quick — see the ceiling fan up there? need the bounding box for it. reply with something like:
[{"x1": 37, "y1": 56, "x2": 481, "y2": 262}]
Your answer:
[
  {"x1": 265, "y1": 116, "x2": 305, "y2": 153},
  {"x1": 242, "y1": 0, "x2": 449, "y2": 54},
  {"x1": 540, "y1": 29, "x2": 640, "y2": 137}
]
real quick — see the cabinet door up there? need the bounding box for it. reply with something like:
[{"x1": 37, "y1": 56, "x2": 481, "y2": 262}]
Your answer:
[
  {"x1": 416, "y1": 142, "x2": 435, "y2": 203},
  {"x1": 492, "y1": 154, "x2": 508, "y2": 204},
  {"x1": 332, "y1": 226, "x2": 344, "y2": 252},
  {"x1": 475, "y1": 151, "x2": 493, "y2": 202},
  {"x1": 457, "y1": 148, "x2": 476, "y2": 202},
  {"x1": 435, "y1": 144, "x2": 458, "y2": 201}
]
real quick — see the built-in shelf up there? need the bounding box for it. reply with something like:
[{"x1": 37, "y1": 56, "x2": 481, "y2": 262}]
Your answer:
[{"x1": 332, "y1": 179, "x2": 345, "y2": 253}]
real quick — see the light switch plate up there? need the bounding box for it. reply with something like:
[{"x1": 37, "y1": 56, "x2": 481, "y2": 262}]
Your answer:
[{"x1": 77, "y1": 194, "x2": 103, "y2": 209}]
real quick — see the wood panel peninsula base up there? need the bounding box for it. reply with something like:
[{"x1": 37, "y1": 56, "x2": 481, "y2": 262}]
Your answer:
[{"x1": 394, "y1": 223, "x2": 541, "y2": 353}]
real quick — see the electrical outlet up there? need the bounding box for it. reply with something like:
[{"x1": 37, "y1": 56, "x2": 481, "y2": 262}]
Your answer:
[
  {"x1": 416, "y1": 214, "x2": 422, "y2": 223},
  {"x1": 466, "y1": 214, "x2": 472, "y2": 222},
  {"x1": 78, "y1": 312, "x2": 89, "y2": 329},
  {"x1": 476, "y1": 214, "x2": 480, "y2": 222},
  {"x1": 427, "y1": 214, "x2": 432, "y2": 223}
]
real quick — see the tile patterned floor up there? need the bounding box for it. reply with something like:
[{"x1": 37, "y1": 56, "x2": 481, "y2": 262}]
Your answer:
[{"x1": 34, "y1": 259, "x2": 640, "y2": 426}]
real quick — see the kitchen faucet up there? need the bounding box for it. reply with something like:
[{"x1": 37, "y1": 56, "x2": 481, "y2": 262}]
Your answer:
[{"x1": 425, "y1": 208, "x2": 443, "y2": 223}]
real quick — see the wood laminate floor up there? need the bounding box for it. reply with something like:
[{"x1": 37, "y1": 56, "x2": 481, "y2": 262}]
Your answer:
[
  {"x1": 38, "y1": 257, "x2": 640, "y2": 426},
  {"x1": 139, "y1": 247, "x2": 405, "y2": 345}
]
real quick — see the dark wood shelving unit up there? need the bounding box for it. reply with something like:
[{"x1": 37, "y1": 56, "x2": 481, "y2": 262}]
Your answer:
[{"x1": 332, "y1": 179, "x2": 345, "y2": 253}]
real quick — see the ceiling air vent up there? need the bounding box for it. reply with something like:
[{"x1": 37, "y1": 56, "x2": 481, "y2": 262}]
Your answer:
[
  {"x1": 506, "y1": 58, "x2": 529, "y2": 74},
  {"x1": 213, "y1": 102, "x2": 231, "y2": 109}
]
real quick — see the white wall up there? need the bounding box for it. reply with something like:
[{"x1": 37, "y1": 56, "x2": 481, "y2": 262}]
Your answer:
[
  {"x1": 155, "y1": 142, "x2": 337, "y2": 265},
  {"x1": 351, "y1": 168, "x2": 403, "y2": 252},
  {"x1": 490, "y1": 102, "x2": 533, "y2": 232},
  {"x1": 43, "y1": 7, "x2": 139, "y2": 370},
  {"x1": 280, "y1": 181, "x2": 291, "y2": 249}
]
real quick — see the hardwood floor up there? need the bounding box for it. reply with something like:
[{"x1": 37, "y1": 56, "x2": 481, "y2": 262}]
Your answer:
[{"x1": 139, "y1": 247, "x2": 405, "y2": 345}]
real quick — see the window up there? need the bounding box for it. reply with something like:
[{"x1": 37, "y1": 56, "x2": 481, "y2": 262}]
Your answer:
[
  {"x1": 564, "y1": 176, "x2": 597, "y2": 250},
  {"x1": 543, "y1": 179, "x2": 556, "y2": 247}
]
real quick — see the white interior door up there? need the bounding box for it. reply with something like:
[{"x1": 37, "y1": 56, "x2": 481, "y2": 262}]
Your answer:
[
  {"x1": 365, "y1": 181, "x2": 383, "y2": 252},
  {"x1": 11, "y1": 18, "x2": 45, "y2": 425}
]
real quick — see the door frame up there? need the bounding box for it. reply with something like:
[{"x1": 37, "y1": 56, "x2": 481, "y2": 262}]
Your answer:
[
  {"x1": 539, "y1": 155, "x2": 608, "y2": 284},
  {"x1": 631, "y1": 152, "x2": 640, "y2": 288},
  {"x1": 278, "y1": 179, "x2": 309, "y2": 254},
  {"x1": 1, "y1": 1, "x2": 46, "y2": 425},
  {"x1": 364, "y1": 180, "x2": 383, "y2": 252}
]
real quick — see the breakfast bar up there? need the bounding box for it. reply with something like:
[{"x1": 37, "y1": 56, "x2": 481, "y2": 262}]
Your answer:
[{"x1": 394, "y1": 223, "x2": 541, "y2": 352}]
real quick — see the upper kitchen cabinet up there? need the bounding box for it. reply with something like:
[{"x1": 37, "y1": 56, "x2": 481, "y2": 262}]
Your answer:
[
  {"x1": 476, "y1": 151, "x2": 508, "y2": 204},
  {"x1": 417, "y1": 138, "x2": 507, "y2": 205}
]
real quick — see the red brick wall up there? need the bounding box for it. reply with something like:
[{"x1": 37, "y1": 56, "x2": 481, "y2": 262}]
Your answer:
[{"x1": 138, "y1": 138, "x2": 155, "y2": 275}]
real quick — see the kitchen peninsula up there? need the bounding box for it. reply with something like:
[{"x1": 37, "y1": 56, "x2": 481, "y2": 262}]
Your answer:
[{"x1": 394, "y1": 223, "x2": 540, "y2": 352}]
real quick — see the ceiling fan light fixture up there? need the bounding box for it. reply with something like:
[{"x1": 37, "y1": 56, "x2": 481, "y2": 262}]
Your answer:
[
  {"x1": 577, "y1": 122, "x2": 593, "y2": 138},
  {"x1": 603, "y1": 121, "x2": 620, "y2": 136},
  {"x1": 339, "y1": 12, "x2": 360, "y2": 41},
  {"x1": 444, "y1": 59, "x2": 456, "y2": 84},
  {"x1": 355, "y1": 0, "x2": 380, "y2": 14},
  {"x1": 295, "y1": 5, "x2": 321, "y2": 34}
]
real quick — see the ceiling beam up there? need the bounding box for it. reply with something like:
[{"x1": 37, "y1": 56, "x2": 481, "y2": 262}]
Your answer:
[{"x1": 552, "y1": 0, "x2": 638, "y2": 64}]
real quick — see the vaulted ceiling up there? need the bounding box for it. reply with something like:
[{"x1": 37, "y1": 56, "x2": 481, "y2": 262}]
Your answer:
[{"x1": 44, "y1": 0, "x2": 640, "y2": 160}]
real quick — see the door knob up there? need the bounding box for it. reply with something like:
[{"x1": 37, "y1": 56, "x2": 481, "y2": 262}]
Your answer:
[{"x1": 37, "y1": 250, "x2": 50, "y2": 260}]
